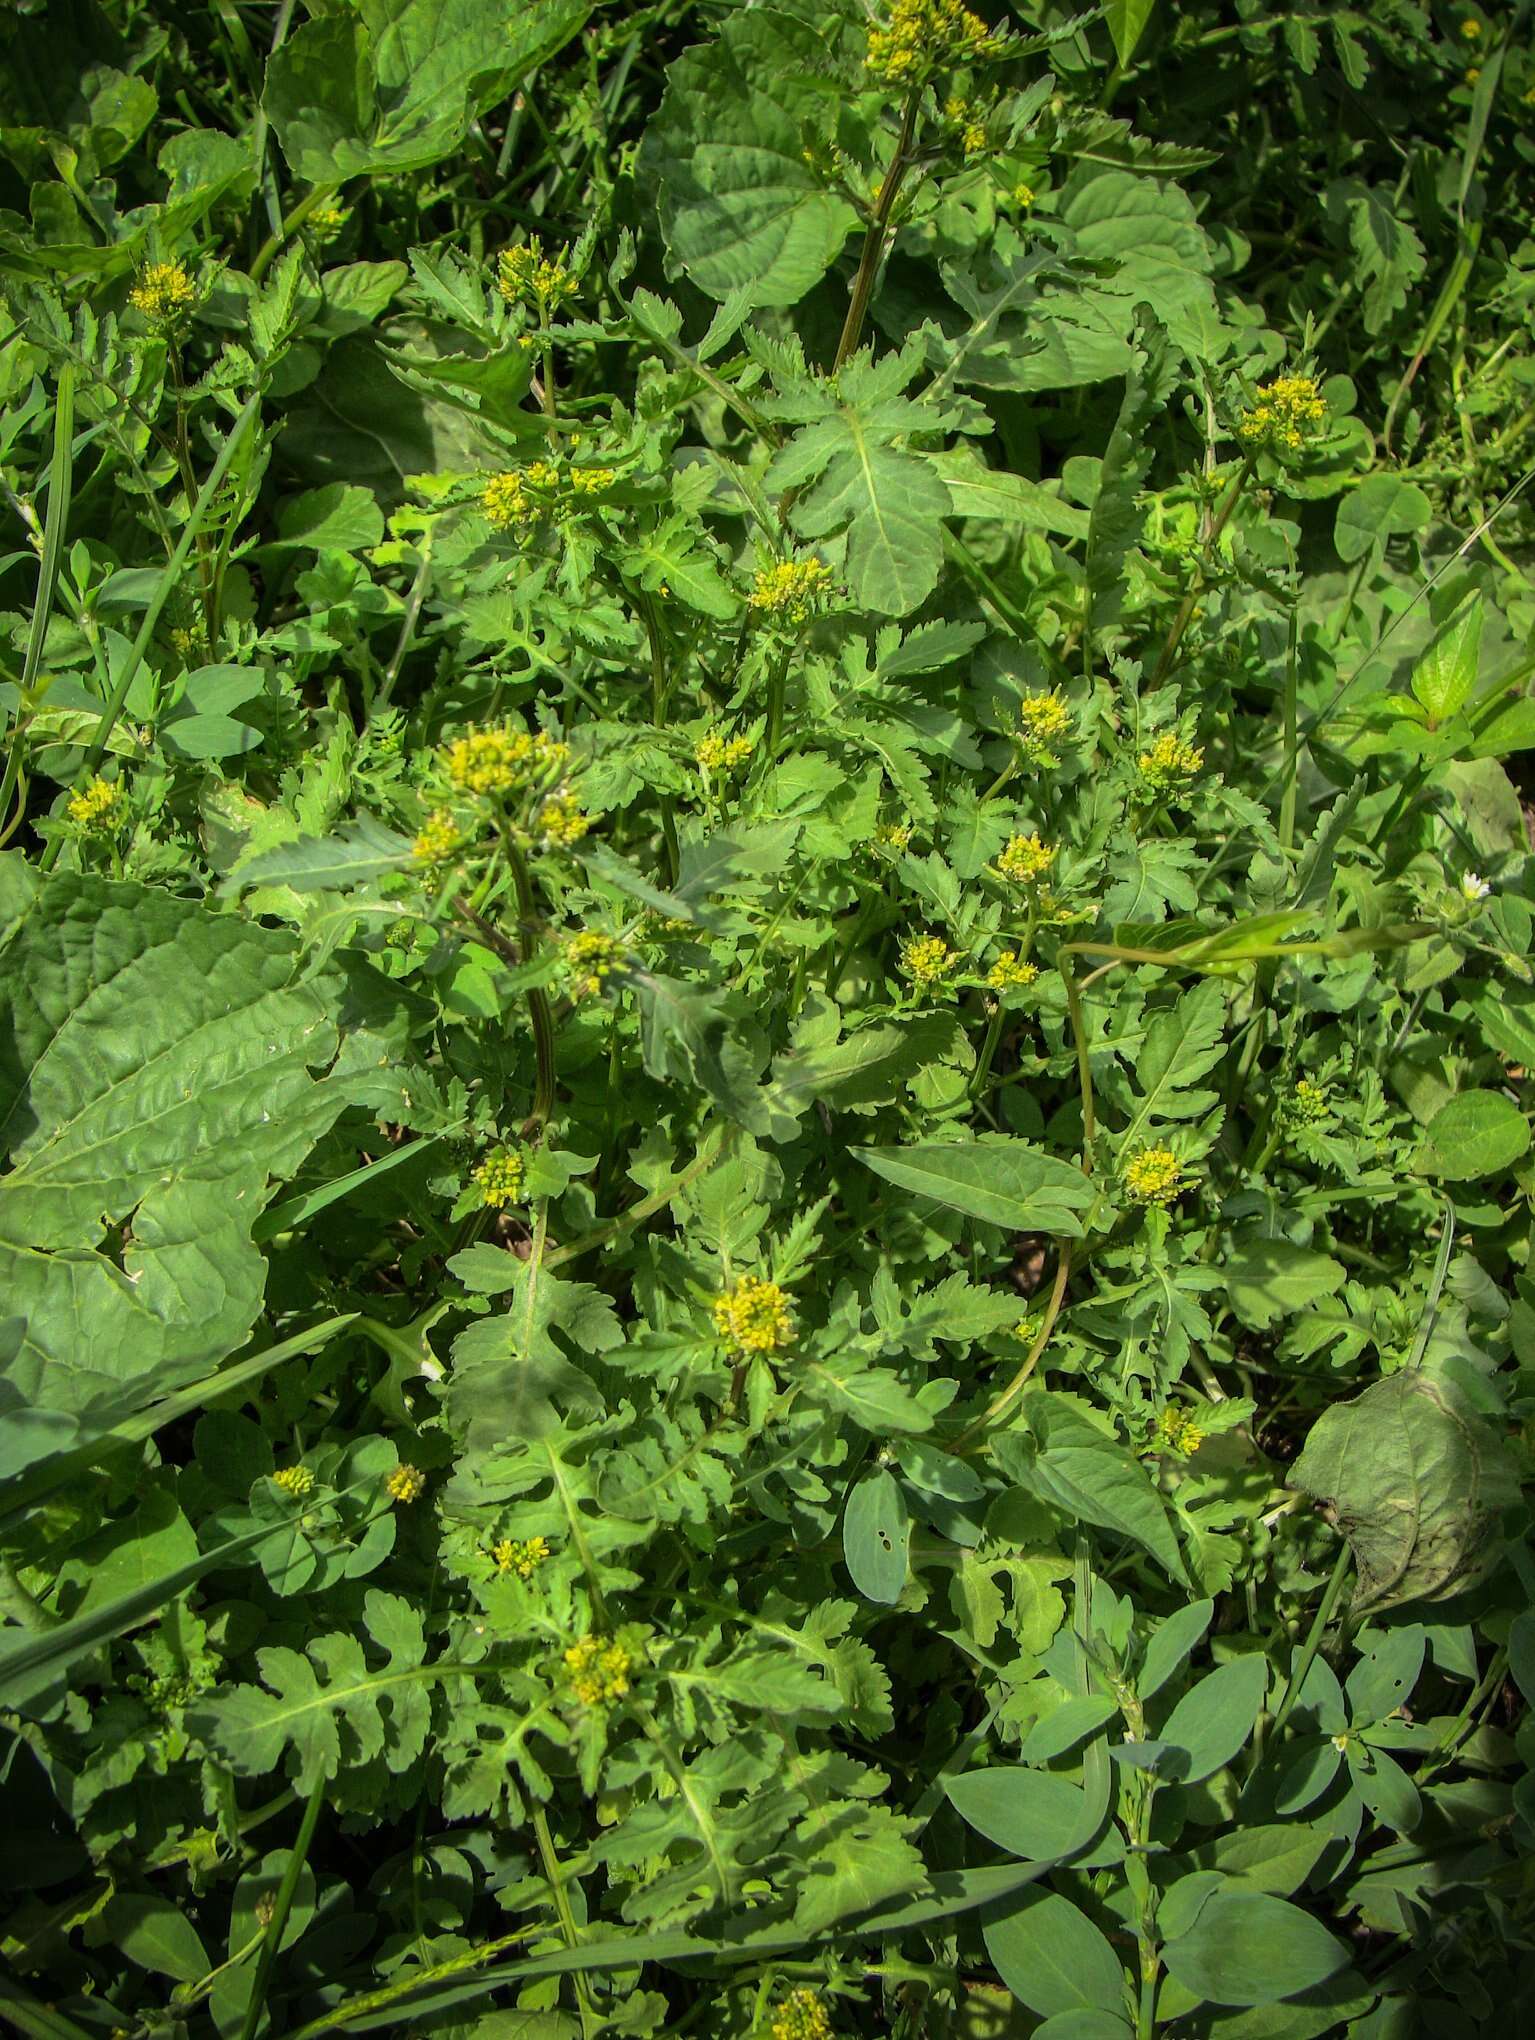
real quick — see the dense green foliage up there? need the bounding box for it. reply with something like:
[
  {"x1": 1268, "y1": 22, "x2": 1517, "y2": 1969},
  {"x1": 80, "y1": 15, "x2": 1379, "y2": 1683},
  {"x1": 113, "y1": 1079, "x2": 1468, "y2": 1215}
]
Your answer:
[{"x1": 3, "y1": 2, "x2": 1535, "y2": 2036}]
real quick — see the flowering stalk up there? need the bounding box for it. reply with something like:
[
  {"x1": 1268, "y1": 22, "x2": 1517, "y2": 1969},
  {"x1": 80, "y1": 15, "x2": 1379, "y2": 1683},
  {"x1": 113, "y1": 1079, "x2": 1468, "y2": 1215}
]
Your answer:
[
  {"x1": 834, "y1": 83, "x2": 922, "y2": 370},
  {"x1": 1149, "y1": 453, "x2": 1254, "y2": 685},
  {"x1": 41, "y1": 386, "x2": 263, "y2": 873},
  {"x1": 495, "y1": 840, "x2": 559, "y2": 1135},
  {"x1": 0, "y1": 364, "x2": 74, "y2": 850}
]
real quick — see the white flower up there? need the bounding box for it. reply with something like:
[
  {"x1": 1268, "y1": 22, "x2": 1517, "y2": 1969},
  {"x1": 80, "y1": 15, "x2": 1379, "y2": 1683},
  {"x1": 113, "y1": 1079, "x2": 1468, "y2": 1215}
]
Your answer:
[{"x1": 1460, "y1": 872, "x2": 1492, "y2": 902}]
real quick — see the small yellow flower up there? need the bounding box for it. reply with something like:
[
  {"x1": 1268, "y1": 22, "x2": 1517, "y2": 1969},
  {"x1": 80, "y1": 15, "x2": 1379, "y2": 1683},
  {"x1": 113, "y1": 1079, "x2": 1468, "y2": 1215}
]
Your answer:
[
  {"x1": 1284, "y1": 1077, "x2": 1331, "y2": 1127},
  {"x1": 539, "y1": 793, "x2": 590, "y2": 846},
  {"x1": 900, "y1": 932, "x2": 960, "y2": 986},
  {"x1": 988, "y1": 949, "x2": 1038, "y2": 992},
  {"x1": 695, "y1": 728, "x2": 754, "y2": 775},
  {"x1": 308, "y1": 202, "x2": 350, "y2": 241},
  {"x1": 866, "y1": 0, "x2": 1000, "y2": 86},
  {"x1": 387, "y1": 1464, "x2": 426, "y2": 1504},
  {"x1": 747, "y1": 557, "x2": 832, "y2": 626},
  {"x1": 66, "y1": 776, "x2": 123, "y2": 830},
  {"x1": 996, "y1": 832, "x2": 1055, "y2": 884},
  {"x1": 1154, "y1": 1406, "x2": 1206, "y2": 1456},
  {"x1": 1137, "y1": 731, "x2": 1204, "y2": 797},
  {"x1": 1123, "y1": 1146, "x2": 1188, "y2": 1206},
  {"x1": 471, "y1": 1146, "x2": 526, "y2": 1208},
  {"x1": 1237, "y1": 373, "x2": 1327, "y2": 452},
  {"x1": 1465, "y1": 65, "x2": 1480, "y2": 84},
  {"x1": 493, "y1": 1534, "x2": 550, "y2": 1580},
  {"x1": 770, "y1": 1988, "x2": 835, "y2": 2040},
  {"x1": 564, "y1": 1635, "x2": 632, "y2": 1705},
  {"x1": 128, "y1": 260, "x2": 196, "y2": 325},
  {"x1": 497, "y1": 237, "x2": 579, "y2": 312},
  {"x1": 568, "y1": 466, "x2": 615, "y2": 495},
  {"x1": 713, "y1": 1274, "x2": 793, "y2": 1356},
  {"x1": 412, "y1": 808, "x2": 463, "y2": 867},
  {"x1": 1460, "y1": 16, "x2": 1482, "y2": 37},
  {"x1": 273, "y1": 1465, "x2": 314, "y2": 1498},
  {"x1": 564, "y1": 929, "x2": 625, "y2": 999},
  {"x1": 1012, "y1": 180, "x2": 1036, "y2": 209},
  {"x1": 871, "y1": 819, "x2": 912, "y2": 859},
  {"x1": 483, "y1": 470, "x2": 543, "y2": 532},
  {"x1": 443, "y1": 725, "x2": 568, "y2": 798},
  {"x1": 1017, "y1": 690, "x2": 1072, "y2": 764}
]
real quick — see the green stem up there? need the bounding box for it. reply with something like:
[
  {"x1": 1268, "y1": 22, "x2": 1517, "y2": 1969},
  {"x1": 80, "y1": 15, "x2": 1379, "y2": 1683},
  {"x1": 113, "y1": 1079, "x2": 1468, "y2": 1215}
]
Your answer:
[
  {"x1": 546, "y1": 1127, "x2": 731, "y2": 1269},
  {"x1": 764, "y1": 645, "x2": 791, "y2": 757},
  {"x1": 1267, "y1": 1541, "x2": 1353, "y2": 1745},
  {"x1": 376, "y1": 529, "x2": 435, "y2": 712},
  {"x1": 239, "y1": 1776, "x2": 326, "y2": 2040},
  {"x1": 250, "y1": 182, "x2": 339, "y2": 283},
  {"x1": 833, "y1": 85, "x2": 922, "y2": 370},
  {"x1": 1, "y1": 364, "x2": 75, "y2": 845},
  {"x1": 532, "y1": 1807, "x2": 597, "y2": 2040},
  {"x1": 40, "y1": 387, "x2": 262, "y2": 870},
  {"x1": 968, "y1": 1003, "x2": 1004, "y2": 1100},
  {"x1": 506, "y1": 841, "x2": 559, "y2": 1133},
  {"x1": 1149, "y1": 455, "x2": 1254, "y2": 686},
  {"x1": 1279, "y1": 601, "x2": 1299, "y2": 855}
]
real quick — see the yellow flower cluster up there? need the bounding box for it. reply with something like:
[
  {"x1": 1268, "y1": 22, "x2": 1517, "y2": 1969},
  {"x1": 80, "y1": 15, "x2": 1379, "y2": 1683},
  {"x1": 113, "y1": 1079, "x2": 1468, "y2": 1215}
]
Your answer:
[
  {"x1": 309, "y1": 203, "x2": 350, "y2": 241},
  {"x1": 482, "y1": 461, "x2": 613, "y2": 533},
  {"x1": 866, "y1": 0, "x2": 1000, "y2": 86},
  {"x1": 387, "y1": 1464, "x2": 426, "y2": 1504},
  {"x1": 412, "y1": 808, "x2": 463, "y2": 867},
  {"x1": 713, "y1": 1274, "x2": 793, "y2": 1356},
  {"x1": 988, "y1": 950, "x2": 1037, "y2": 992},
  {"x1": 128, "y1": 259, "x2": 196, "y2": 324},
  {"x1": 1237, "y1": 373, "x2": 1327, "y2": 452},
  {"x1": 901, "y1": 932, "x2": 960, "y2": 985},
  {"x1": 540, "y1": 793, "x2": 590, "y2": 846},
  {"x1": 564, "y1": 1636, "x2": 631, "y2": 1706},
  {"x1": 472, "y1": 1146, "x2": 526, "y2": 1208},
  {"x1": 696, "y1": 729, "x2": 755, "y2": 775},
  {"x1": 997, "y1": 832, "x2": 1054, "y2": 884},
  {"x1": 1460, "y1": 16, "x2": 1482, "y2": 37},
  {"x1": 944, "y1": 95, "x2": 988, "y2": 155},
  {"x1": 564, "y1": 929, "x2": 625, "y2": 999},
  {"x1": 273, "y1": 1465, "x2": 314, "y2": 1498},
  {"x1": 1012, "y1": 181, "x2": 1036, "y2": 210},
  {"x1": 1137, "y1": 732, "x2": 1204, "y2": 795},
  {"x1": 770, "y1": 1989, "x2": 834, "y2": 2040},
  {"x1": 497, "y1": 237, "x2": 579, "y2": 312},
  {"x1": 1018, "y1": 689, "x2": 1072, "y2": 764},
  {"x1": 1123, "y1": 1146, "x2": 1187, "y2": 1205},
  {"x1": 1283, "y1": 1076, "x2": 1331, "y2": 1127},
  {"x1": 871, "y1": 819, "x2": 912, "y2": 858},
  {"x1": 66, "y1": 776, "x2": 123, "y2": 829},
  {"x1": 494, "y1": 1534, "x2": 550, "y2": 1580},
  {"x1": 748, "y1": 557, "x2": 832, "y2": 625},
  {"x1": 1155, "y1": 1406, "x2": 1206, "y2": 1456},
  {"x1": 444, "y1": 725, "x2": 569, "y2": 797}
]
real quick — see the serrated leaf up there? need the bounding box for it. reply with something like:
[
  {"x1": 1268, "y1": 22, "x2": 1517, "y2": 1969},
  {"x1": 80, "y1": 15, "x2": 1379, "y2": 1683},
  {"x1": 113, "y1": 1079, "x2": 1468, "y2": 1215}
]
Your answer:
[{"x1": 0, "y1": 876, "x2": 351, "y2": 1417}]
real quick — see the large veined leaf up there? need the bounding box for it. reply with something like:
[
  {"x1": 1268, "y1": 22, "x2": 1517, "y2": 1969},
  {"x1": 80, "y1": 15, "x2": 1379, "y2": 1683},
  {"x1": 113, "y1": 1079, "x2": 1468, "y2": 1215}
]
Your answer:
[
  {"x1": 0, "y1": 876, "x2": 354, "y2": 1416},
  {"x1": 264, "y1": 0, "x2": 592, "y2": 185},
  {"x1": 1289, "y1": 1370, "x2": 1521, "y2": 1613},
  {"x1": 764, "y1": 341, "x2": 956, "y2": 617},
  {"x1": 641, "y1": 7, "x2": 860, "y2": 306},
  {"x1": 934, "y1": 172, "x2": 1221, "y2": 395}
]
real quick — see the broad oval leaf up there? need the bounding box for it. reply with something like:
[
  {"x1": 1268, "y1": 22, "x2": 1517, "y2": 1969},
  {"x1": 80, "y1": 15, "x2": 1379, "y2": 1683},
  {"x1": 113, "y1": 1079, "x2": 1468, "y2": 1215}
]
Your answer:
[
  {"x1": 854, "y1": 1139, "x2": 1094, "y2": 1235},
  {"x1": 1159, "y1": 1889, "x2": 1352, "y2": 2007},
  {"x1": 842, "y1": 1468, "x2": 910, "y2": 1604}
]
